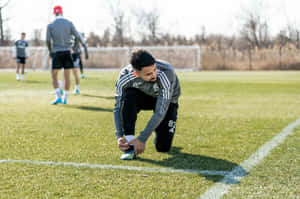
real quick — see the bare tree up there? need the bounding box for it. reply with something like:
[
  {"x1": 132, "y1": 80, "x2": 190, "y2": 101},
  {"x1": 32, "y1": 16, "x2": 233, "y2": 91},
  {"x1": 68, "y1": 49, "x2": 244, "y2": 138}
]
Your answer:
[
  {"x1": 239, "y1": 1, "x2": 270, "y2": 49},
  {"x1": 32, "y1": 29, "x2": 43, "y2": 46},
  {"x1": 108, "y1": 0, "x2": 127, "y2": 46},
  {"x1": 86, "y1": 32, "x2": 101, "y2": 47},
  {"x1": 101, "y1": 28, "x2": 111, "y2": 46},
  {"x1": 160, "y1": 33, "x2": 174, "y2": 46},
  {"x1": 287, "y1": 24, "x2": 300, "y2": 49},
  {"x1": 275, "y1": 30, "x2": 289, "y2": 69},
  {"x1": 134, "y1": 8, "x2": 160, "y2": 45},
  {"x1": 0, "y1": 0, "x2": 10, "y2": 45},
  {"x1": 240, "y1": 13, "x2": 261, "y2": 48},
  {"x1": 200, "y1": 26, "x2": 206, "y2": 44}
]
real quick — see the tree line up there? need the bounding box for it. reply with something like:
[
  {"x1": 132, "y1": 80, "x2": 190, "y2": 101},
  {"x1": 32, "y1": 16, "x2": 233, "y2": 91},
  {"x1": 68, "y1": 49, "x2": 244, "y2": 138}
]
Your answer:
[{"x1": 1, "y1": 0, "x2": 300, "y2": 52}]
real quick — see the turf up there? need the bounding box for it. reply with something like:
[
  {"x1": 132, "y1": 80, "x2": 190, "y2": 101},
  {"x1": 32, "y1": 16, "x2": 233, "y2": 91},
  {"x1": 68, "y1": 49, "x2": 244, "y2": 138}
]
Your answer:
[{"x1": 0, "y1": 71, "x2": 299, "y2": 198}]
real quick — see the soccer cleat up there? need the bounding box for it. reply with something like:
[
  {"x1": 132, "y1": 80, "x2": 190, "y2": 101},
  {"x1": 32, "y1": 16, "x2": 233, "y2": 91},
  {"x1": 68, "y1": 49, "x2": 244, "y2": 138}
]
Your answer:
[
  {"x1": 120, "y1": 149, "x2": 135, "y2": 160},
  {"x1": 62, "y1": 98, "x2": 67, "y2": 104},
  {"x1": 81, "y1": 74, "x2": 85, "y2": 79},
  {"x1": 51, "y1": 98, "x2": 62, "y2": 105},
  {"x1": 73, "y1": 89, "x2": 80, "y2": 95}
]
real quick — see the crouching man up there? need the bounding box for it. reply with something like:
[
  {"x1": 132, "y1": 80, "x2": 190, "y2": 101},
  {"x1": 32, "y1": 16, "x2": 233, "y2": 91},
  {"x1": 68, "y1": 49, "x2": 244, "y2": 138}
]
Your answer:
[{"x1": 113, "y1": 49, "x2": 181, "y2": 160}]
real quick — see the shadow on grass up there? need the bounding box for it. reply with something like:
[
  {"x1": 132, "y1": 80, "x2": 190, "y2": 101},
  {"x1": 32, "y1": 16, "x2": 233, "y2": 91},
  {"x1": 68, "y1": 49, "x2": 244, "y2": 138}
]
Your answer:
[
  {"x1": 24, "y1": 80, "x2": 45, "y2": 84},
  {"x1": 137, "y1": 146, "x2": 247, "y2": 183},
  {"x1": 81, "y1": 94, "x2": 115, "y2": 100},
  {"x1": 64, "y1": 104, "x2": 113, "y2": 112}
]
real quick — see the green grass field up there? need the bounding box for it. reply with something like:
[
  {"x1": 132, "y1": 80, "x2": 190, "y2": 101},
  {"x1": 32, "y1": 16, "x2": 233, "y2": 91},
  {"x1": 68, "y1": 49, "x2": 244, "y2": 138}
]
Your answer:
[{"x1": 0, "y1": 71, "x2": 299, "y2": 199}]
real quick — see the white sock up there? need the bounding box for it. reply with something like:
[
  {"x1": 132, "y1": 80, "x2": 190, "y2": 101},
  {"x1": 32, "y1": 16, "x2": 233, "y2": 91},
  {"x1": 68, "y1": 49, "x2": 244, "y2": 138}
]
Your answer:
[
  {"x1": 75, "y1": 85, "x2": 79, "y2": 90},
  {"x1": 16, "y1": 74, "x2": 19, "y2": 79},
  {"x1": 20, "y1": 75, "x2": 24, "y2": 81},
  {"x1": 64, "y1": 90, "x2": 69, "y2": 100},
  {"x1": 58, "y1": 80, "x2": 63, "y2": 89},
  {"x1": 55, "y1": 88, "x2": 61, "y2": 99},
  {"x1": 125, "y1": 135, "x2": 135, "y2": 145}
]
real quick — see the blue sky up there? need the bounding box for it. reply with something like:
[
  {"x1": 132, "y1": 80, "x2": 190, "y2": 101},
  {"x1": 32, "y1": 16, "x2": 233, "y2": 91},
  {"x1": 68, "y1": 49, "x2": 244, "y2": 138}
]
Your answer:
[{"x1": 3, "y1": 0, "x2": 300, "y2": 40}]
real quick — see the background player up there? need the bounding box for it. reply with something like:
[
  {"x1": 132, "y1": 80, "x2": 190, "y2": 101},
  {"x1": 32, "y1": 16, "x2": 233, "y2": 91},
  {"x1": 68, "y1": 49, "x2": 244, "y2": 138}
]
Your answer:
[
  {"x1": 71, "y1": 34, "x2": 88, "y2": 94},
  {"x1": 46, "y1": 5, "x2": 88, "y2": 105},
  {"x1": 12, "y1": 32, "x2": 29, "y2": 81}
]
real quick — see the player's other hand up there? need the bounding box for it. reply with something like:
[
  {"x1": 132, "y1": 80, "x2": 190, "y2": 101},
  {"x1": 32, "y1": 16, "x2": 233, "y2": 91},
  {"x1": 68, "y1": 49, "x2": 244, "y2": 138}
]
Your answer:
[
  {"x1": 84, "y1": 47, "x2": 88, "y2": 60},
  {"x1": 117, "y1": 137, "x2": 129, "y2": 152},
  {"x1": 128, "y1": 139, "x2": 145, "y2": 156}
]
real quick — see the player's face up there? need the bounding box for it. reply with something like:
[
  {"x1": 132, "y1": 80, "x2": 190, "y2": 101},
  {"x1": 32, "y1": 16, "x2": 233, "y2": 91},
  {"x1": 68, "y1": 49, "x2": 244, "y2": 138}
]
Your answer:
[
  {"x1": 136, "y1": 64, "x2": 158, "y2": 82},
  {"x1": 21, "y1": 34, "x2": 26, "y2": 40}
]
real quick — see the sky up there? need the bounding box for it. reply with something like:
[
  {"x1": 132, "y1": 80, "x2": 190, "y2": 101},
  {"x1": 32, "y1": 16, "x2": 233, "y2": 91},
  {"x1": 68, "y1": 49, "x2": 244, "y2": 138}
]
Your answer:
[{"x1": 2, "y1": 0, "x2": 300, "y2": 40}]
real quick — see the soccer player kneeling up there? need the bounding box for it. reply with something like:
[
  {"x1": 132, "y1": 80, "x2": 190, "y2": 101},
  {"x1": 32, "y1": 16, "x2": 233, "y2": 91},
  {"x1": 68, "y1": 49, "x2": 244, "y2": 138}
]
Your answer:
[{"x1": 114, "y1": 49, "x2": 181, "y2": 160}]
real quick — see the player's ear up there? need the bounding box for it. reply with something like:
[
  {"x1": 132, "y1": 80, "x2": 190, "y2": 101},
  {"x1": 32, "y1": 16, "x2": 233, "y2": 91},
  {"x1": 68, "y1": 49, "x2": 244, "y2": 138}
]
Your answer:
[{"x1": 133, "y1": 71, "x2": 139, "y2": 77}]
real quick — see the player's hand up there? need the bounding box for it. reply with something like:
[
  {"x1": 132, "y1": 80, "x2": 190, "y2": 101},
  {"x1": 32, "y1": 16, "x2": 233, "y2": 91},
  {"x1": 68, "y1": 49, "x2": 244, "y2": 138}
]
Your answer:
[
  {"x1": 117, "y1": 137, "x2": 129, "y2": 152},
  {"x1": 128, "y1": 139, "x2": 145, "y2": 156}
]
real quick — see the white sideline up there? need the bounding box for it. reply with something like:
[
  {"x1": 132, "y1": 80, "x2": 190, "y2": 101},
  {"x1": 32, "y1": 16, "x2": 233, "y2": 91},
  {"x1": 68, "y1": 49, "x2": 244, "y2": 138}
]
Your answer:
[
  {"x1": 198, "y1": 117, "x2": 300, "y2": 199},
  {"x1": 0, "y1": 159, "x2": 231, "y2": 176}
]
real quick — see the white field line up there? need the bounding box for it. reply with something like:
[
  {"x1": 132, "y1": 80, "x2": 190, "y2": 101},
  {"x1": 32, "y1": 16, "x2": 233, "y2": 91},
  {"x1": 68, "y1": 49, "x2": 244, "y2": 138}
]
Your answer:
[
  {"x1": 199, "y1": 117, "x2": 300, "y2": 199},
  {"x1": 0, "y1": 159, "x2": 231, "y2": 176}
]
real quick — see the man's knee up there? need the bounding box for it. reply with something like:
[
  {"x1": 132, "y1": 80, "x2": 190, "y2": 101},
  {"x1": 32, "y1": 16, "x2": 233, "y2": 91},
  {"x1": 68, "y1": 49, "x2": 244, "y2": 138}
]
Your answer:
[{"x1": 154, "y1": 134, "x2": 174, "y2": 152}]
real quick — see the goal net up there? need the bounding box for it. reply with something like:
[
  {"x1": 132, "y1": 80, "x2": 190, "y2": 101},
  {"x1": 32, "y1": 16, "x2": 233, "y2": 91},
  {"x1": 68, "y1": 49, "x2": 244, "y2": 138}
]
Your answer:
[{"x1": 0, "y1": 46, "x2": 201, "y2": 70}]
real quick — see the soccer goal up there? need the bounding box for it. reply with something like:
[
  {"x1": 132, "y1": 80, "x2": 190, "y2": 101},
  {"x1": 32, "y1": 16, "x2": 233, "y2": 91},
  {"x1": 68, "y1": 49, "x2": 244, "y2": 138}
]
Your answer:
[
  {"x1": 0, "y1": 47, "x2": 49, "y2": 70},
  {"x1": 85, "y1": 46, "x2": 201, "y2": 70},
  {"x1": 0, "y1": 46, "x2": 201, "y2": 70}
]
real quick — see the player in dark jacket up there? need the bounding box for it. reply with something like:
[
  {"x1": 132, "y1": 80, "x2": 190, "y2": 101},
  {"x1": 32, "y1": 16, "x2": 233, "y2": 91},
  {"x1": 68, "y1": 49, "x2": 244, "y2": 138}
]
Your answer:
[
  {"x1": 114, "y1": 49, "x2": 181, "y2": 160},
  {"x1": 71, "y1": 34, "x2": 87, "y2": 94}
]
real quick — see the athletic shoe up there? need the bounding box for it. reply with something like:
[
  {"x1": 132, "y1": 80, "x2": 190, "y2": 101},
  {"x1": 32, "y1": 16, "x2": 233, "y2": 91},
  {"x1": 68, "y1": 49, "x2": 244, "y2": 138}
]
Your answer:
[
  {"x1": 60, "y1": 89, "x2": 64, "y2": 95},
  {"x1": 81, "y1": 74, "x2": 85, "y2": 79},
  {"x1": 62, "y1": 98, "x2": 67, "y2": 104},
  {"x1": 73, "y1": 89, "x2": 80, "y2": 95},
  {"x1": 51, "y1": 98, "x2": 62, "y2": 105},
  {"x1": 120, "y1": 149, "x2": 135, "y2": 160}
]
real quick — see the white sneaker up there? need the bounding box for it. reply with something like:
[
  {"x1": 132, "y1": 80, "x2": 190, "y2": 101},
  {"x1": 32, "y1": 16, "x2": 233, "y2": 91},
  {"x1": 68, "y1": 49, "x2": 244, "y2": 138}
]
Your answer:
[{"x1": 73, "y1": 89, "x2": 80, "y2": 95}]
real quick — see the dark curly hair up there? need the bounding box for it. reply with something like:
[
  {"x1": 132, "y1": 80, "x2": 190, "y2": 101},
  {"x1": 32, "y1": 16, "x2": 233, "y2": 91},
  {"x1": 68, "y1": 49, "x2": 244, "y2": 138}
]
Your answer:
[{"x1": 130, "y1": 49, "x2": 155, "y2": 71}]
